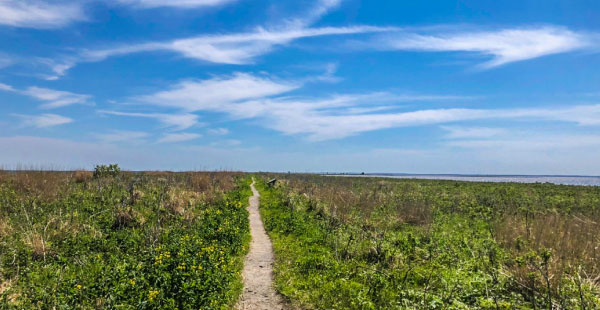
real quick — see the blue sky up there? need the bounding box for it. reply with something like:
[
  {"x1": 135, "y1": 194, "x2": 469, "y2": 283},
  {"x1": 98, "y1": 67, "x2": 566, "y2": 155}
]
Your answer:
[{"x1": 1, "y1": 0, "x2": 600, "y2": 174}]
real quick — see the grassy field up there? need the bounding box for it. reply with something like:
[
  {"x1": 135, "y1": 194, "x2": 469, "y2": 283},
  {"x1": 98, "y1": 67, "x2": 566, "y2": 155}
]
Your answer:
[
  {"x1": 0, "y1": 168, "x2": 251, "y2": 309},
  {"x1": 2, "y1": 169, "x2": 599, "y2": 309},
  {"x1": 258, "y1": 174, "x2": 600, "y2": 309}
]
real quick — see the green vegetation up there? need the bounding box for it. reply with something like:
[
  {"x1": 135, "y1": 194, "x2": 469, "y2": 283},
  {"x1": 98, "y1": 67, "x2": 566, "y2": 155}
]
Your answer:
[
  {"x1": 258, "y1": 175, "x2": 600, "y2": 309},
  {"x1": 93, "y1": 164, "x2": 122, "y2": 178},
  {"x1": 0, "y1": 170, "x2": 251, "y2": 309}
]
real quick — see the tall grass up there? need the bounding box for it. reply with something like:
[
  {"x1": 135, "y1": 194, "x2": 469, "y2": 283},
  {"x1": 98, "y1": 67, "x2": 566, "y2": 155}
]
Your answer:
[
  {"x1": 0, "y1": 170, "x2": 250, "y2": 309},
  {"x1": 259, "y1": 174, "x2": 600, "y2": 309}
]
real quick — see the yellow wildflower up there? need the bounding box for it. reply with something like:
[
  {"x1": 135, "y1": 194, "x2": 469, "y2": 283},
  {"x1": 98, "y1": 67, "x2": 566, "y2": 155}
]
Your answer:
[{"x1": 148, "y1": 290, "x2": 159, "y2": 302}]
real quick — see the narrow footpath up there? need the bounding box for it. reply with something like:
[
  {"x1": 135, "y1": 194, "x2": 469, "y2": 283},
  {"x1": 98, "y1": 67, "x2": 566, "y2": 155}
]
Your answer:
[{"x1": 236, "y1": 179, "x2": 286, "y2": 310}]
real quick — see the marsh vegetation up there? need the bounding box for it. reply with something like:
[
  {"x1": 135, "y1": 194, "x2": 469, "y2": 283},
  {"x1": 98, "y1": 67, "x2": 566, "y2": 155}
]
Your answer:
[
  {"x1": 1, "y1": 169, "x2": 598, "y2": 309},
  {"x1": 0, "y1": 169, "x2": 251, "y2": 309},
  {"x1": 258, "y1": 174, "x2": 600, "y2": 309}
]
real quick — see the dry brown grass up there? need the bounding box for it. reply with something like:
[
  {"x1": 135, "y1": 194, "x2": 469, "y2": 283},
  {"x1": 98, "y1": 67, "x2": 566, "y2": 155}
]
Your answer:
[
  {"x1": 24, "y1": 232, "x2": 51, "y2": 260},
  {"x1": 0, "y1": 171, "x2": 71, "y2": 200},
  {"x1": 275, "y1": 176, "x2": 434, "y2": 227},
  {"x1": 0, "y1": 217, "x2": 12, "y2": 238},
  {"x1": 496, "y1": 213, "x2": 600, "y2": 294},
  {"x1": 0, "y1": 278, "x2": 11, "y2": 295},
  {"x1": 73, "y1": 170, "x2": 92, "y2": 183}
]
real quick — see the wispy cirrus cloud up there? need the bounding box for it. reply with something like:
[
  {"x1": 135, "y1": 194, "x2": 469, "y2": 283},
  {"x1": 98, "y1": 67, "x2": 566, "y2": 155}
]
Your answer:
[
  {"x1": 0, "y1": 0, "x2": 86, "y2": 29},
  {"x1": 376, "y1": 26, "x2": 594, "y2": 68},
  {"x1": 0, "y1": 83, "x2": 92, "y2": 109},
  {"x1": 139, "y1": 72, "x2": 300, "y2": 111},
  {"x1": 119, "y1": 73, "x2": 484, "y2": 140},
  {"x1": 0, "y1": 0, "x2": 237, "y2": 29},
  {"x1": 280, "y1": 0, "x2": 342, "y2": 29},
  {"x1": 98, "y1": 110, "x2": 201, "y2": 131},
  {"x1": 115, "y1": 0, "x2": 236, "y2": 9},
  {"x1": 47, "y1": 24, "x2": 595, "y2": 79},
  {"x1": 81, "y1": 25, "x2": 395, "y2": 66},
  {"x1": 0, "y1": 83, "x2": 15, "y2": 91},
  {"x1": 116, "y1": 73, "x2": 600, "y2": 141},
  {"x1": 46, "y1": 0, "x2": 391, "y2": 77},
  {"x1": 22, "y1": 87, "x2": 92, "y2": 109},
  {"x1": 13, "y1": 113, "x2": 73, "y2": 128}
]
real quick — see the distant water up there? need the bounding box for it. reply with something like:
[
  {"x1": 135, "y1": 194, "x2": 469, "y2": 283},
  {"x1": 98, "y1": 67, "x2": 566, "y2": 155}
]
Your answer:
[{"x1": 330, "y1": 174, "x2": 600, "y2": 186}]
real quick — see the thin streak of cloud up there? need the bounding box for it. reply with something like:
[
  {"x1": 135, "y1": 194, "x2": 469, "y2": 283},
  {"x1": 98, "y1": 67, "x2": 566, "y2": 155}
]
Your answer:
[
  {"x1": 0, "y1": 0, "x2": 86, "y2": 29},
  {"x1": 13, "y1": 113, "x2": 73, "y2": 128},
  {"x1": 139, "y1": 72, "x2": 300, "y2": 111},
  {"x1": 126, "y1": 73, "x2": 600, "y2": 141},
  {"x1": 80, "y1": 25, "x2": 396, "y2": 66},
  {"x1": 49, "y1": 0, "x2": 392, "y2": 77},
  {"x1": 377, "y1": 26, "x2": 593, "y2": 68},
  {"x1": 115, "y1": 0, "x2": 236, "y2": 9},
  {"x1": 98, "y1": 110, "x2": 202, "y2": 131},
  {"x1": 0, "y1": 83, "x2": 15, "y2": 91},
  {"x1": 0, "y1": 83, "x2": 92, "y2": 109}
]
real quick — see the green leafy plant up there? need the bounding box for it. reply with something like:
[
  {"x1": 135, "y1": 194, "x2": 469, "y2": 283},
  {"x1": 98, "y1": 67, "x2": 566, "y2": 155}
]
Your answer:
[{"x1": 93, "y1": 164, "x2": 122, "y2": 178}]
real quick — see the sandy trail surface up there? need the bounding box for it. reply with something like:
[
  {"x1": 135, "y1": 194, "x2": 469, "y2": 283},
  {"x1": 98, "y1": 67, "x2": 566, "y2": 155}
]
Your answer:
[{"x1": 236, "y1": 179, "x2": 286, "y2": 310}]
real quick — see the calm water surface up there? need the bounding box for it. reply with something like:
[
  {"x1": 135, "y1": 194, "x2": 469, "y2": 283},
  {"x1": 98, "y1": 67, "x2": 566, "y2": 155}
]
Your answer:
[{"x1": 331, "y1": 174, "x2": 600, "y2": 186}]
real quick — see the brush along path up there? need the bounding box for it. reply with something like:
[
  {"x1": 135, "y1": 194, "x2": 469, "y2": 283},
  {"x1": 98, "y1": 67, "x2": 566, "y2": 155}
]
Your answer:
[{"x1": 236, "y1": 179, "x2": 286, "y2": 310}]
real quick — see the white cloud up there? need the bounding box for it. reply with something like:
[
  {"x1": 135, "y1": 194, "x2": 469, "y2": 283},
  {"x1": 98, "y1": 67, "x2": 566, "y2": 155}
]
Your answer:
[
  {"x1": 157, "y1": 133, "x2": 202, "y2": 143},
  {"x1": 0, "y1": 83, "x2": 92, "y2": 109},
  {"x1": 281, "y1": 0, "x2": 342, "y2": 29},
  {"x1": 14, "y1": 113, "x2": 73, "y2": 128},
  {"x1": 116, "y1": 0, "x2": 236, "y2": 8},
  {"x1": 0, "y1": 0, "x2": 85, "y2": 29},
  {"x1": 22, "y1": 87, "x2": 92, "y2": 109},
  {"x1": 35, "y1": 58, "x2": 77, "y2": 80},
  {"x1": 131, "y1": 73, "x2": 600, "y2": 140},
  {"x1": 88, "y1": 0, "x2": 360, "y2": 65},
  {"x1": 127, "y1": 73, "x2": 483, "y2": 140},
  {"x1": 98, "y1": 111, "x2": 201, "y2": 131},
  {"x1": 140, "y1": 73, "x2": 299, "y2": 111},
  {"x1": 38, "y1": 0, "x2": 389, "y2": 77},
  {"x1": 81, "y1": 25, "x2": 394, "y2": 66},
  {"x1": 0, "y1": 83, "x2": 15, "y2": 91},
  {"x1": 380, "y1": 26, "x2": 592, "y2": 68},
  {"x1": 314, "y1": 62, "x2": 342, "y2": 83},
  {"x1": 94, "y1": 130, "x2": 149, "y2": 144}
]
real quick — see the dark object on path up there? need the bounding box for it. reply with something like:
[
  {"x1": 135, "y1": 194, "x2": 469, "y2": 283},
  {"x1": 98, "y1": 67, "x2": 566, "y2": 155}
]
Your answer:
[{"x1": 267, "y1": 178, "x2": 277, "y2": 187}]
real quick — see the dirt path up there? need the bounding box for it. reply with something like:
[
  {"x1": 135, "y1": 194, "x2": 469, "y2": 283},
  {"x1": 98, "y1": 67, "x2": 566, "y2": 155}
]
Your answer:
[{"x1": 236, "y1": 179, "x2": 286, "y2": 310}]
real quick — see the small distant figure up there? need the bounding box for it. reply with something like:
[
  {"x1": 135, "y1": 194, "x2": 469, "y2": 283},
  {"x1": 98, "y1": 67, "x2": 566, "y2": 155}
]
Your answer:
[
  {"x1": 267, "y1": 178, "x2": 277, "y2": 187},
  {"x1": 361, "y1": 172, "x2": 365, "y2": 175}
]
